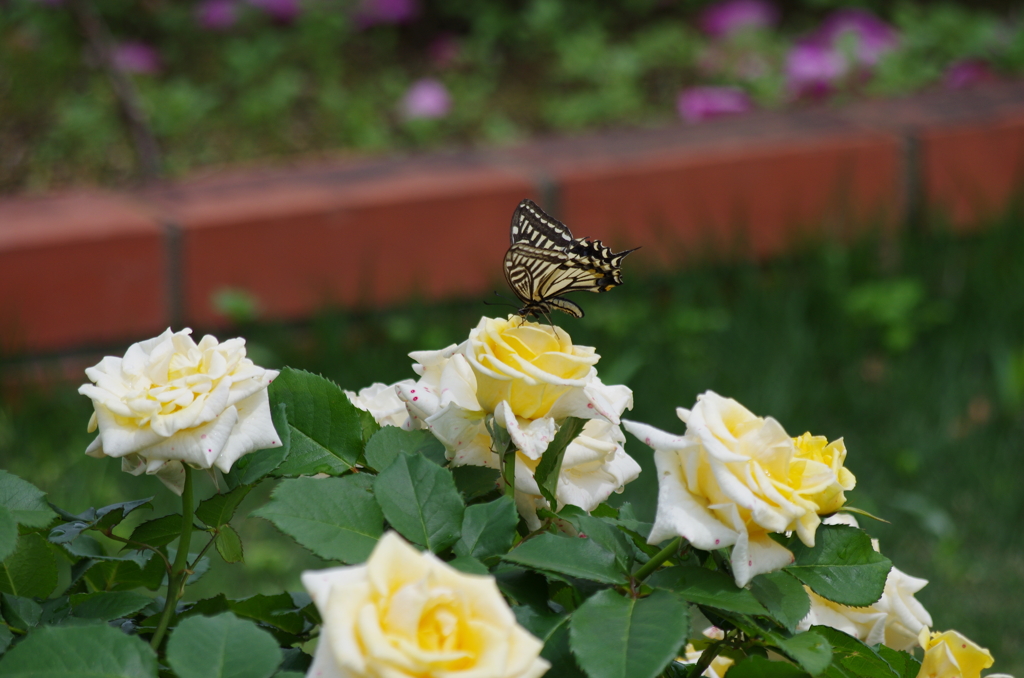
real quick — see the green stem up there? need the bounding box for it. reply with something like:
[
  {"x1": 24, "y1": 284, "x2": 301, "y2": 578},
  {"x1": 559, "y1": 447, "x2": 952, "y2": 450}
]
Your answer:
[
  {"x1": 150, "y1": 466, "x2": 194, "y2": 650},
  {"x1": 500, "y1": 438, "x2": 517, "y2": 498},
  {"x1": 632, "y1": 536, "x2": 682, "y2": 583}
]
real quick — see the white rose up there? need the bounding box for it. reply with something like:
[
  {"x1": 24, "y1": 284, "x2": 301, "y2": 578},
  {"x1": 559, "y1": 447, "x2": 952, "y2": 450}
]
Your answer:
[
  {"x1": 623, "y1": 391, "x2": 856, "y2": 586},
  {"x1": 301, "y1": 532, "x2": 550, "y2": 678},
  {"x1": 676, "y1": 644, "x2": 734, "y2": 678},
  {"x1": 79, "y1": 328, "x2": 281, "y2": 494},
  {"x1": 345, "y1": 379, "x2": 416, "y2": 428}
]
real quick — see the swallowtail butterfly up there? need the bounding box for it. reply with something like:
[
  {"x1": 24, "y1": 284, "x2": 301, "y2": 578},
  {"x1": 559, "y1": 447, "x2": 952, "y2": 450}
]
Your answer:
[{"x1": 503, "y1": 199, "x2": 637, "y2": 319}]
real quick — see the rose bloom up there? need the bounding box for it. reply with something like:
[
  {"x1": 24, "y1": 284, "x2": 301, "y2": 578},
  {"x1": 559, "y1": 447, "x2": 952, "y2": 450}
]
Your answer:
[
  {"x1": 346, "y1": 379, "x2": 416, "y2": 428},
  {"x1": 401, "y1": 78, "x2": 452, "y2": 120},
  {"x1": 624, "y1": 391, "x2": 856, "y2": 586},
  {"x1": 79, "y1": 328, "x2": 281, "y2": 494},
  {"x1": 676, "y1": 644, "x2": 734, "y2": 678},
  {"x1": 346, "y1": 317, "x2": 639, "y2": 526},
  {"x1": 918, "y1": 629, "x2": 1012, "y2": 678},
  {"x1": 301, "y1": 532, "x2": 549, "y2": 678}
]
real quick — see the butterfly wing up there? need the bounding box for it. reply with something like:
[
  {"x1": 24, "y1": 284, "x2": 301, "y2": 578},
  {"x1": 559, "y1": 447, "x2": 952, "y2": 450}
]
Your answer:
[{"x1": 510, "y1": 199, "x2": 576, "y2": 248}]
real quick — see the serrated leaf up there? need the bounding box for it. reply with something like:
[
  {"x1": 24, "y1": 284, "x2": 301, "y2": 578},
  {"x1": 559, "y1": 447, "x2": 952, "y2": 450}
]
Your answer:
[
  {"x1": 216, "y1": 524, "x2": 244, "y2": 563},
  {"x1": 875, "y1": 644, "x2": 922, "y2": 678},
  {"x1": 502, "y1": 533, "x2": 624, "y2": 584},
  {"x1": 1, "y1": 594, "x2": 41, "y2": 630},
  {"x1": 95, "y1": 498, "x2": 154, "y2": 530},
  {"x1": 0, "y1": 533, "x2": 57, "y2": 598},
  {"x1": 226, "y1": 402, "x2": 291, "y2": 488},
  {"x1": 0, "y1": 507, "x2": 16, "y2": 563},
  {"x1": 197, "y1": 485, "x2": 253, "y2": 528},
  {"x1": 568, "y1": 513, "x2": 634, "y2": 575},
  {"x1": 128, "y1": 514, "x2": 184, "y2": 549},
  {"x1": 85, "y1": 552, "x2": 165, "y2": 592},
  {"x1": 728, "y1": 654, "x2": 810, "y2": 678},
  {"x1": 0, "y1": 624, "x2": 11, "y2": 654},
  {"x1": 0, "y1": 471, "x2": 56, "y2": 529},
  {"x1": 649, "y1": 566, "x2": 768, "y2": 615},
  {"x1": 534, "y1": 416, "x2": 587, "y2": 507},
  {"x1": 63, "y1": 534, "x2": 149, "y2": 565},
  {"x1": 0, "y1": 623, "x2": 157, "y2": 677},
  {"x1": 453, "y1": 496, "x2": 517, "y2": 562},
  {"x1": 230, "y1": 593, "x2": 304, "y2": 635},
  {"x1": 364, "y1": 427, "x2": 448, "y2": 472},
  {"x1": 810, "y1": 625, "x2": 900, "y2": 678},
  {"x1": 569, "y1": 588, "x2": 690, "y2": 678},
  {"x1": 268, "y1": 368, "x2": 362, "y2": 477},
  {"x1": 751, "y1": 571, "x2": 811, "y2": 632},
  {"x1": 70, "y1": 591, "x2": 153, "y2": 621},
  {"x1": 515, "y1": 607, "x2": 586, "y2": 678},
  {"x1": 374, "y1": 453, "x2": 465, "y2": 553},
  {"x1": 786, "y1": 526, "x2": 891, "y2": 607},
  {"x1": 252, "y1": 475, "x2": 382, "y2": 563},
  {"x1": 167, "y1": 612, "x2": 282, "y2": 678},
  {"x1": 447, "y1": 555, "x2": 490, "y2": 575},
  {"x1": 771, "y1": 631, "x2": 833, "y2": 676},
  {"x1": 452, "y1": 466, "x2": 501, "y2": 501}
]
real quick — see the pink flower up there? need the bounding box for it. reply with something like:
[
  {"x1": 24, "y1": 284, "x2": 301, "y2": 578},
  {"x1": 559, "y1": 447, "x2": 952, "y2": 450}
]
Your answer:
[
  {"x1": 248, "y1": 0, "x2": 301, "y2": 23},
  {"x1": 699, "y1": 0, "x2": 779, "y2": 39},
  {"x1": 112, "y1": 42, "x2": 161, "y2": 75},
  {"x1": 813, "y1": 9, "x2": 898, "y2": 67},
  {"x1": 401, "y1": 78, "x2": 451, "y2": 120},
  {"x1": 677, "y1": 86, "x2": 752, "y2": 123},
  {"x1": 196, "y1": 0, "x2": 238, "y2": 30},
  {"x1": 785, "y1": 41, "x2": 847, "y2": 97},
  {"x1": 944, "y1": 59, "x2": 995, "y2": 90},
  {"x1": 354, "y1": 0, "x2": 419, "y2": 29}
]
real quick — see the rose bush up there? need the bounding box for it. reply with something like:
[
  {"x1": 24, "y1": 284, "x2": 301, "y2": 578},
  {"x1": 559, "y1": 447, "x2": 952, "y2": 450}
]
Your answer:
[
  {"x1": 78, "y1": 328, "x2": 281, "y2": 493},
  {"x1": 301, "y1": 532, "x2": 550, "y2": 678},
  {"x1": 623, "y1": 390, "x2": 856, "y2": 586}
]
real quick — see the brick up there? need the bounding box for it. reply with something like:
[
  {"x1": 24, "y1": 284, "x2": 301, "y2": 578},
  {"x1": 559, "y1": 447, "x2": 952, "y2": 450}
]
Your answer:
[
  {"x1": 0, "y1": 192, "x2": 167, "y2": 354},
  {"x1": 144, "y1": 162, "x2": 537, "y2": 329},
  {"x1": 920, "y1": 114, "x2": 1024, "y2": 229},
  {"x1": 551, "y1": 131, "x2": 903, "y2": 263}
]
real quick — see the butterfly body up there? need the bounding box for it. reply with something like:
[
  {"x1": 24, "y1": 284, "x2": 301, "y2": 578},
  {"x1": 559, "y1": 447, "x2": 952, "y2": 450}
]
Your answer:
[{"x1": 503, "y1": 200, "x2": 637, "y2": 319}]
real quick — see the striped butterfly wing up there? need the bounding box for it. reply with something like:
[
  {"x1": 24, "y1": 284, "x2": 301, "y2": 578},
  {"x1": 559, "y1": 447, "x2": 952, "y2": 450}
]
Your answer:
[{"x1": 503, "y1": 199, "x2": 637, "y2": 318}]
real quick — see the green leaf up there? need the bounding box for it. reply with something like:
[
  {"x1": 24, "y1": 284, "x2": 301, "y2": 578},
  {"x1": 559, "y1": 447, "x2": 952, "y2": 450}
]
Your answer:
[
  {"x1": 95, "y1": 498, "x2": 154, "y2": 531},
  {"x1": 567, "y1": 513, "x2": 634, "y2": 575},
  {"x1": 269, "y1": 368, "x2": 363, "y2": 477},
  {"x1": 0, "y1": 507, "x2": 17, "y2": 563},
  {"x1": 70, "y1": 591, "x2": 152, "y2": 621},
  {"x1": 728, "y1": 655, "x2": 810, "y2": 678},
  {"x1": 808, "y1": 625, "x2": 899, "y2": 678},
  {"x1": 502, "y1": 532, "x2": 624, "y2": 584},
  {"x1": 84, "y1": 552, "x2": 165, "y2": 592},
  {"x1": 770, "y1": 631, "x2": 833, "y2": 676},
  {"x1": 534, "y1": 416, "x2": 587, "y2": 507},
  {"x1": 197, "y1": 485, "x2": 253, "y2": 528},
  {"x1": 0, "y1": 623, "x2": 157, "y2": 677},
  {"x1": 216, "y1": 524, "x2": 244, "y2": 563},
  {"x1": 649, "y1": 566, "x2": 768, "y2": 615},
  {"x1": 364, "y1": 427, "x2": 448, "y2": 472},
  {"x1": 230, "y1": 593, "x2": 304, "y2": 635},
  {"x1": 252, "y1": 475, "x2": 383, "y2": 563},
  {"x1": 515, "y1": 607, "x2": 586, "y2": 678},
  {"x1": 453, "y1": 496, "x2": 518, "y2": 562},
  {"x1": 0, "y1": 624, "x2": 12, "y2": 655},
  {"x1": 875, "y1": 644, "x2": 922, "y2": 678},
  {"x1": 128, "y1": 514, "x2": 184, "y2": 549},
  {"x1": 167, "y1": 612, "x2": 282, "y2": 678},
  {"x1": 750, "y1": 571, "x2": 811, "y2": 632},
  {"x1": 785, "y1": 526, "x2": 891, "y2": 607},
  {"x1": 569, "y1": 588, "x2": 690, "y2": 678},
  {"x1": 227, "y1": 402, "x2": 291, "y2": 487},
  {"x1": 0, "y1": 533, "x2": 57, "y2": 598},
  {"x1": 452, "y1": 466, "x2": 501, "y2": 501},
  {"x1": 0, "y1": 471, "x2": 55, "y2": 528},
  {"x1": 447, "y1": 555, "x2": 490, "y2": 575},
  {"x1": 1, "y1": 594, "x2": 42, "y2": 630},
  {"x1": 373, "y1": 453, "x2": 465, "y2": 553}
]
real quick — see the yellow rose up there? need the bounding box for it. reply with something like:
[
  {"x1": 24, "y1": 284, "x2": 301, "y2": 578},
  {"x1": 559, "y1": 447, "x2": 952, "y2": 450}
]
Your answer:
[
  {"x1": 918, "y1": 629, "x2": 1011, "y2": 678},
  {"x1": 624, "y1": 391, "x2": 857, "y2": 586},
  {"x1": 465, "y1": 316, "x2": 599, "y2": 419},
  {"x1": 301, "y1": 532, "x2": 550, "y2": 678}
]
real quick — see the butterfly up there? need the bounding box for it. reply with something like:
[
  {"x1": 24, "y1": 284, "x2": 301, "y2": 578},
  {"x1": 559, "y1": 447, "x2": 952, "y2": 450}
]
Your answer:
[{"x1": 503, "y1": 199, "x2": 637, "y2": 319}]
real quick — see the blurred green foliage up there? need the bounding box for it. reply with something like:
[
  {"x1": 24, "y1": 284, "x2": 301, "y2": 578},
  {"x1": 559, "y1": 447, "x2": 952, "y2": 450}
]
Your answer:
[
  {"x1": 3, "y1": 0, "x2": 1024, "y2": 191},
  {"x1": 3, "y1": 208, "x2": 1024, "y2": 672}
]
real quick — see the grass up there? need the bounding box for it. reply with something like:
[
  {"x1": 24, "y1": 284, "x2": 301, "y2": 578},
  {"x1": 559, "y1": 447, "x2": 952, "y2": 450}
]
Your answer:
[{"x1": 2, "y1": 209, "x2": 1024, "y2": 672}]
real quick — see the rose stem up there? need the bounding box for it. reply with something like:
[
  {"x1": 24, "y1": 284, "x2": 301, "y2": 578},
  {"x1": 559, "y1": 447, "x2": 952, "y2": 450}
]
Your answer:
[
  {"x1": 150, "y1": 465, "x2": 195, "y2": 650},
  {"x1": 632, "y1": 536, "x2": 683, "y2": 583}
]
